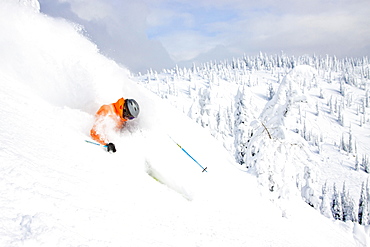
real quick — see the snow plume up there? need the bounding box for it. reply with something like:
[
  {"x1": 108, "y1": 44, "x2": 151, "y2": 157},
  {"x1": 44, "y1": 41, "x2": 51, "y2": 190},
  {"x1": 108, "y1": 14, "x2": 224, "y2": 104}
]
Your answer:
[
  {"x1": 18, "y1": 0, "x2": 40, "y2": 12},
  {"x1": 0, "y1": 0, "x2": 131, "y2": 114},
  {"x1": 246, "y1": 66, "x2": 319, "y2": 203}
]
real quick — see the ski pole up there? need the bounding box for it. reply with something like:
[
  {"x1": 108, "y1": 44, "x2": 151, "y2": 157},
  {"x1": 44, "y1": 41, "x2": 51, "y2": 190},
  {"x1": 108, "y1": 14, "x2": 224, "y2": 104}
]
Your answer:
[
  {"x1": 168, "y1": 136, "x2": 208, "y2": 172},
  {"x1": 85, "y1": 140, "x2": 108, "y2": 148}
]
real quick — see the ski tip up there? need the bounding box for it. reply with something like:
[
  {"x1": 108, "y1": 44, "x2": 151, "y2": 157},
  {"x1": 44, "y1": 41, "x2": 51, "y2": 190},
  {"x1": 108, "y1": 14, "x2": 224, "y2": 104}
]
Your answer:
[{"x1": 202, "y1": 167, "x2": 208, "y2": 172}]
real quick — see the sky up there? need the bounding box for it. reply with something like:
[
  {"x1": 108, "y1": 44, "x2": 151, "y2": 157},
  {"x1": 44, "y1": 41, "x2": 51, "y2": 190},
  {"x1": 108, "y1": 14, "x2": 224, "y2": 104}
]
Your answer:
[{"x1": 39, "y1": 0, "x2": 370, "y2": 73}]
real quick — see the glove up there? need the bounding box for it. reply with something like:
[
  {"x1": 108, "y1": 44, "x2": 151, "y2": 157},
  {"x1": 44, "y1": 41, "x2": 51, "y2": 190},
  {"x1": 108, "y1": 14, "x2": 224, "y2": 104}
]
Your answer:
[{"x1": 107, "y1": 143, "x2": 116, "y2": 153}]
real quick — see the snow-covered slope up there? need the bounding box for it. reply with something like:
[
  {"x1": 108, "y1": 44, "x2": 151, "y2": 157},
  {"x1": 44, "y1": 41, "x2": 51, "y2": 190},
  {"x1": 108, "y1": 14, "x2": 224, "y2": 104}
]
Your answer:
[{"x1": 0, "y1": 1, "x2": 367, "y2": 246}]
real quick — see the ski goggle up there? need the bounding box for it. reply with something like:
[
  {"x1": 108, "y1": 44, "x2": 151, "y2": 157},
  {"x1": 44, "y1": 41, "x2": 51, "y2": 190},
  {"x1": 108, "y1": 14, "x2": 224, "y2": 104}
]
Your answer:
[{"x1": 123, "y1": 107, "x2": 135, "y2": 120}]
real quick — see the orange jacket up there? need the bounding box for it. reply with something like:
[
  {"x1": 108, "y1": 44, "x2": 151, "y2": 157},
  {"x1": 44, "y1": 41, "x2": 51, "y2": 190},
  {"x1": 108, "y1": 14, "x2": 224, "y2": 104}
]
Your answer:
[{"x1": 90, "y1": 98, "x2": 127, "y2": 145}]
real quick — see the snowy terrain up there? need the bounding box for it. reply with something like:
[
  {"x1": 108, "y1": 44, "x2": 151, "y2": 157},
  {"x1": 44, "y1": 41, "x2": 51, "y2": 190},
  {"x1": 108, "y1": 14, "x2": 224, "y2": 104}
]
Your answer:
[
  {"x1": 0, "y1": 0, "x2": 369, "y2": 246},
  {"x1": 135, "y1": 52, "x2": 370, "y2": 224}
]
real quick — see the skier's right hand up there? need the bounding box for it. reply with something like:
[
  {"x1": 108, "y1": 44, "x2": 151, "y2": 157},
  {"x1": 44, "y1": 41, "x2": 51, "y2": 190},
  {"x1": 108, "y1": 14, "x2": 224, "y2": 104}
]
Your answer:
[{"x1": 107, "y1": 143, "x2": 116, "y2": 153}]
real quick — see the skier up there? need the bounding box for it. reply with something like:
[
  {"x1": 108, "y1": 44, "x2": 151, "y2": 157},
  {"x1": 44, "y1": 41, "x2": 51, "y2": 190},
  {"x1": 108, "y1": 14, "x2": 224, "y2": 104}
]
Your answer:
[{"x1": 90, "y1": 98, "x2": 140, "y2": 153}]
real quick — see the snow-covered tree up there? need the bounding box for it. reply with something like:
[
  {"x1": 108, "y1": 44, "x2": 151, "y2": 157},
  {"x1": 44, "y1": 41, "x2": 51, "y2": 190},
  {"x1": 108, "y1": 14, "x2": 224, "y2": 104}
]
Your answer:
[
  {"x1": 340, "y1": 79, "x2": 346, "y2": 96},
  {"x1": 342, "y1": 182, "x2": 355, "y2": 222},
  {"x1": 331, "y1": 183, "x2": 343, "y2": 220},
  {"x1": 329, "y1": 96, "x2": 333, "y2": 114},
  {"x1": 315, "y1": 102, "x2": 319, "y2": 116},
  {"x1": 348, "y1": 126, "x2": 353, "y2": 154},
  {"x1": 301, "y1": 166, "x2": 318, "y2": 208},
  {"x1": 319, "y1": 88, "x2": 324, "y2": 99},
  {"x1": 267, "y1": 83, "x2": 274, "y2": 100},
  {"x1": 363, "y1": 155, "x2": 370, "y2": 173},
  {"x1": 234, "y1": 86, "x2": 249, "y2": 165},
  {"x1": 338, "y1": 105, "x2": 344, "y2": 126},
  {"x1": 268, "y1": 165, "x2": 276, "y2": 192},
  {"x1": 340, "y1": 133, "x2": 347, "y2": 152},
  {"x1": 192, "y1": 87, "x2": 212, "y2": 129},
  {"x1": 320, "y1": 182, "x2": 332, "y2": 218},
  {"x1": 226, "y1": 105, "x2": 234, "y2": 137},
  {"x1": 358, "y1": 182, "x2": 369, "y2": 225},
  {"x1": 355, "y1": 153, "x2": 360, "y2": 171}
]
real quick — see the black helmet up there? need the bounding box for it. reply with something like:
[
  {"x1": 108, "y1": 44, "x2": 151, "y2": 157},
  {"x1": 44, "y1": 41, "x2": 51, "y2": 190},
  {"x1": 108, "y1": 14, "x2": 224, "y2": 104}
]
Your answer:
[{"x1": 123, "y1": 99, "x2": 140, "y2": 120}]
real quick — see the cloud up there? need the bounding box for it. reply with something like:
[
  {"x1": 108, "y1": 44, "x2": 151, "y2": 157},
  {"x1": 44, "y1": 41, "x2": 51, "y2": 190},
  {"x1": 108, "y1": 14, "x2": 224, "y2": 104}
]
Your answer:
[
  {"x1": 39, "y1": 0, "x2": 370, "y2": 72},
  {"x1": 57, "y1": 0, "x2": 112, "y2": 21},
  {"x1": 39, "y1": 0, "x2": 175, "y2": 73},
  {"x1": 206, "y1": 0, "x2": 370, "y2": 60},
  {"x1": 228, "y1": 6, "x2": 370, "y2": 57},
  {"x1": 145, "y1": 2, "x2": 239, "y2": 62}
]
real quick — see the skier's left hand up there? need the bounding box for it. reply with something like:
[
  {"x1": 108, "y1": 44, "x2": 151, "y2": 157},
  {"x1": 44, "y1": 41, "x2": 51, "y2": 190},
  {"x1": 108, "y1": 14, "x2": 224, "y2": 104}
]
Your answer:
[{"x1": 107, "y1": 143, "x2": 116, "y2": 153}]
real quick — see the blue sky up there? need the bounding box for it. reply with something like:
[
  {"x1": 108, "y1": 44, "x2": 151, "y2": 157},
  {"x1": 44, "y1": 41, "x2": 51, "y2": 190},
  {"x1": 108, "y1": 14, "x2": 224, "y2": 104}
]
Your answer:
[{"x1": 39, "y1": 0, "x2": 370, "y2": 73}]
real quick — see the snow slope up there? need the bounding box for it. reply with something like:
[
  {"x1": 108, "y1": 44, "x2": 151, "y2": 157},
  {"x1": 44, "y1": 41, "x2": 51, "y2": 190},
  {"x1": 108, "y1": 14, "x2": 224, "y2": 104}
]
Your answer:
[{"x1": 0, "y1": 1, "x2": 367, "y2": 246}]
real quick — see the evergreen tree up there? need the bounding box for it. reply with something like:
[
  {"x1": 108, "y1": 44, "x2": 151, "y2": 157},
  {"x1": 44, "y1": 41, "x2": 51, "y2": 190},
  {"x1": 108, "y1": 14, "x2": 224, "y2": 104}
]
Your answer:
[
  {"x1": 342, "y1": 182, "x2": 355, "y2": 222},
  {"x1": 196, "y1": 87, "x2": 212, "y2": 129},
  {"x1": 301, "y1": 166, "x2": 317, "y2": 208},
  {"x1": 329, "y1": 96, "x2": 333, "y2": 114},
  {"x1": 267, "y1": 83, "x2": 274, "y2": 100},
  {"x1": 340, "y1": 79, "x2": 345, "y2": 96},
  {"x1": 268, "y1": 165, "x2": 275, "y2": 192},
  {"x1": 331, "y1": 183, "x2": 343, "y2": 220},
  {"x1": 340, "y1": 133, "x2": 347, "y2": 152},
  {"x1": 215, "y1": 106, "x2": 221, "y2": 132},
  {"x1": 367, "y1": 180, "x2": 370, "y2": 220},
  {"x1": 358, "y1": 182, "x2": 369, "y2": 225},
  {"x1": 355, "y1": 153, "x2": 360, "y2": 171},
  {"x1": 348, "y1": 126, "x2": 353, "y2": 154},
  {"x1": 338, "y1": 105, "x2": 344, "y2": 126},
  {"x1": 362, "y1": 99, "x2": 366, "y2": 114},
  {"x1": 234, "y1": 86, "x2": 249, "y2": 165},
  {"x1": 319, "y1": 88, "x2": 324, "y2": 99},
  {"x1": 320, "y1": 182, "x2": 332, "y2": 218},
  {"x1": 363, "y1": 155, "x2": 370, "y2": 173},
  {"x1": 315, "y1": 102, "x2": 319, "y2": 116},
  {"x1": 226, "y1": 105, "x2": 234, "y2": 137},
  {"x1": 356, "y1": 104, "x2": 360, "y2": 116}
]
